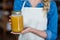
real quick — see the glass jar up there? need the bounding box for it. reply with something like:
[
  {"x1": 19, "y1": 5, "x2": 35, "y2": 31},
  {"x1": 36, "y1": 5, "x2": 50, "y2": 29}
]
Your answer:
[{"x1": 11, "y1": 11, "x2": 24, "y2": 33}]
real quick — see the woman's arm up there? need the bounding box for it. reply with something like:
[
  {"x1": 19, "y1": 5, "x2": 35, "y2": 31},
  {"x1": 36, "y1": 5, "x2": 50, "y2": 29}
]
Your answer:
[
  {"x1": 29, "y1": 28, "x2": 47, "y2": 38},
  {"x1": 30, "y1": 1, "x2": 58, "y2": 40},
  {"x1": 31, "y1": 1, "x2": 58, "y2": 40},
  {"x1": 13, "y1": 0, "x2": 25, "y2": 11},
  {"x1": 45, "y1": 1, "x2": 58, "y2": 40}
]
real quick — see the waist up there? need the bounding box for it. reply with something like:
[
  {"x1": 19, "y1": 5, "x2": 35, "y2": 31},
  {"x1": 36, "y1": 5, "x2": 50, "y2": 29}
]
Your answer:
[{"x1": 19, "y1": 32, "x2": 45, "y2": 40}]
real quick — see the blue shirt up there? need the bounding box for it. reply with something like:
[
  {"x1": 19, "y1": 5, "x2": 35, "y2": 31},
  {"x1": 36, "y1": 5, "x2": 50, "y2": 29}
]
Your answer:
[{"x1": 13, "y1": 0, "x2": 58, "y2": 40}]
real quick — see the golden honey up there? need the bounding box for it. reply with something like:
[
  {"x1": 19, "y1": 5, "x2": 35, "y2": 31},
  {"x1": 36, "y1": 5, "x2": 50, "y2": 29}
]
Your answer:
[{"x1": 11, "y1": 15, "x2": 24, "y2": 33}]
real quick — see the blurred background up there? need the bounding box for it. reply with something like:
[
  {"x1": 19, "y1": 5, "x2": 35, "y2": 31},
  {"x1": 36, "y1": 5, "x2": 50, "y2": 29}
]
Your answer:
[{"x1": 0, "y1": 0, "x2": 60, "y2": 40}]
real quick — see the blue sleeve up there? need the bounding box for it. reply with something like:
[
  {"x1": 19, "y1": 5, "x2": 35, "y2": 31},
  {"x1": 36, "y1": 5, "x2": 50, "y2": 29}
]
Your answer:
[
  {"x1": 45, "y1": 1, "x2": 58, "y2": 40},
  {"x1": 13, "y1": 0, "x2": 25, "y2": 11}
]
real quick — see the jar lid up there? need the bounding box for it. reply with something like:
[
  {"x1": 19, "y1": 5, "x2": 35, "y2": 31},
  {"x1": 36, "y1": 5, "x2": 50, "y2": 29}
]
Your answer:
[{"x1": 11, "y1": 11, "x2": 21, "y2": 15}]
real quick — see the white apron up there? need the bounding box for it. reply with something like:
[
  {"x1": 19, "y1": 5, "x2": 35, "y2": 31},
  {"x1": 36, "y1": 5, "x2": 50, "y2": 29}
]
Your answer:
[{"x1": 18, "y1": 1, "x2": 47, "y2": 40}]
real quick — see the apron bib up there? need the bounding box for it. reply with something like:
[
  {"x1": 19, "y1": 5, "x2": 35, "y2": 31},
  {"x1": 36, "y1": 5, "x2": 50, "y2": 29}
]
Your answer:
[{"x1": 18, "y1": 1, "x2": 47, "y2": 40}]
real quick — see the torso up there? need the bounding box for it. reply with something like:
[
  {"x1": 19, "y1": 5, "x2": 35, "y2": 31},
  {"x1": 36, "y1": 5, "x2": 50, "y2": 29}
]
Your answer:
[
  {"x1": 18, "y1": 7, "x2": 47, "y2": 40},
  {"x1": 18, "y1": 0, "x2": 47, "y2": 40}
]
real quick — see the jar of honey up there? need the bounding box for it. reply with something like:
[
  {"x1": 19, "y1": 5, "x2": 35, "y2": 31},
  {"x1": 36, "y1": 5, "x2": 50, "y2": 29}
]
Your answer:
[{"x1": 11, "y1": 11, "x2": 24, "y2": 33}]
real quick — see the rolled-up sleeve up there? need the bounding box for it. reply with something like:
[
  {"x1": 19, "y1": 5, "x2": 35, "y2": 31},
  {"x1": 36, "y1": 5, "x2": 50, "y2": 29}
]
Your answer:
[
  {"x1": 45, "y1": 1, "x2": 58, "y2": 40},
  {"x1": 13, "y1": 0, "x2": 25, "y2": 11}
]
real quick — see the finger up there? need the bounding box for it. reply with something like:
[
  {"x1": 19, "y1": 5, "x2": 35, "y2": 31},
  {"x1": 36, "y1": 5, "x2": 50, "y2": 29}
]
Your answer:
[
  {"x1": 9, "y1": 19, "x2": 11, "y2": 22},
  {"x1": 11, "y1": 32, "x2": 20, "y2": 34}
]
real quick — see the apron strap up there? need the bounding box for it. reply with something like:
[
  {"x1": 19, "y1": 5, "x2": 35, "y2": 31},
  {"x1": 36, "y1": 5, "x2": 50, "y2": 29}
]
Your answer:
[{"x1": 21, "y1": 0, "x2": 27, "y2": 11}]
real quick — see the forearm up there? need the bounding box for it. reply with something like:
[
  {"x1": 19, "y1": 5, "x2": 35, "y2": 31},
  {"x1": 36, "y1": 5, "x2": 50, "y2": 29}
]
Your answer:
[{"x1": 30, "y1": 28, "x2": 47, "y2": 38}]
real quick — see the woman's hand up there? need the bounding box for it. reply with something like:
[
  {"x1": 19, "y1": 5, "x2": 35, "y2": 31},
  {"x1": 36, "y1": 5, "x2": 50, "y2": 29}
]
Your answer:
[{"x1": 11, "y1": 27, "x2": 32, "y2": 34}]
